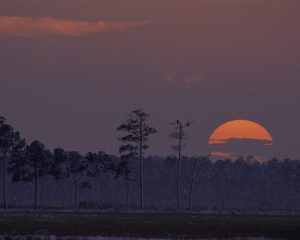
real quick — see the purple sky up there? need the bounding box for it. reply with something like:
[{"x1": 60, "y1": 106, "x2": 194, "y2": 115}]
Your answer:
[{"x1": 0, "y1": 0, "x2": 299, "y2": 158}]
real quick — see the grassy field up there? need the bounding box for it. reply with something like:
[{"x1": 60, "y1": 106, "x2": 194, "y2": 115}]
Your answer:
[{"x1": 0, "y1": 212, "x2": 299, "y2": 239}]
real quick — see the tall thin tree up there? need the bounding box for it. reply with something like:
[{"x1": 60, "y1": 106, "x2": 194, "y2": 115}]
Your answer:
[
  {"x1": 117, "y1": 109, "x2": 157, "y2": 209},
  {"x1": 8, "y1": 139, "x2": 30, "y2": 207},
  {"x1": 115, "y1": 155, "x2": 136, "y2": 208},
  {"x1": 188, "y1": 152, "x2": 210, "y2": 211},
  {"x1": 67, "y1": 151, "x2": 86, "y2": 209},
  {"x1": 0, "y1": 116, "x2": 24, "y2": 209},
  {"x1": 26, "y1": 140, "x2": 49, "y2": 209},
  {"x1": 51, "y1": 148, "x2": 69, "y2": 208},
  {"x1": 170, "y1": 120, "x2": 190, "y2": 212},
  {"x1": 86, "y1": 151, "x2": 113, "y2": 208}
]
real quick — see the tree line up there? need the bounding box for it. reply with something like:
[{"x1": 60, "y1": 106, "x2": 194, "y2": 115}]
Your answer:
[{"x1": 1, "y1": 110, "x2": 300, "y2": 211}]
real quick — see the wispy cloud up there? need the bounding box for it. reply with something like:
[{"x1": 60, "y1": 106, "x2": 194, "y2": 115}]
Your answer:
[
  {"x1": 209, "y1": 138, "x2": 273, "y2": 146},
  {"x1": 165, "y1": 71, "x2": 175, "y2": 82},
  {"x1": 0, "y1": 16, "x2": 151, "y2": 37},
  {"x1": 164, "y1": 70, "x2": 204, "y2": 85},
  {"x1": 211, "y1": 151, "x2": 234, "y2": 158},
  {"x1": 209, "y1": 138, "x2": 228, "y2": 144},
  {"x1": 184, "y1": 71, "x2": 204, "y2": 84}
]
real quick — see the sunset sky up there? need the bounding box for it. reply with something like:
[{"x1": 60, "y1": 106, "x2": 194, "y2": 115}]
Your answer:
[{"x1": 0, "y1": 0, "x2": 299, "y2": 158}]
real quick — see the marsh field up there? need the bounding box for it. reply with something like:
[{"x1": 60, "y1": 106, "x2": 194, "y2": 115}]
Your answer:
[{"x1": 0, "y1": 212, "x2": 299, "y2": 239}]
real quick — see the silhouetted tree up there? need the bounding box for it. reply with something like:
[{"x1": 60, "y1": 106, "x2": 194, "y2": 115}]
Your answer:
[
  {"x1": 51, "y1": 148, "x2": 69, "y2": 207},
  {"x1": 188, "y1": 154, "x2": 210, "y2": 210},
  {"x1": 294, "y1": 162, "x2": 300, "y2": 208},
  {"x1": 264, "y1": 158, "x2": 281, "y2": 209},
  {"x1": 86, "y1": 151, "x2": 114, "y2": 208},
  {"x1": 117, "y1": 109, "x2": 157, "y2": 209},
  {"x1": 0, "y1": 116, "x2": 25, "y2": 209},
  {"x1": 67, "y1": 151, "x2": 86, "y2": 209},
  {"x1": 8, "y1": 138, "x2": 29, "y2": 207},
  {"x1": 101, "y1": 153, "x2": 115, "y2": 206},
  {"x1": 26, "y1": 140, "x2": 50, "y2": 209},
  {"x1": 212, "y1": 159, "x2": 232, "y2": 209},
  {"x1": 115, "y1": 154, "x2": 136, "y2": 208},
  {"x1": 169, "y1": 120, "x2": 190, "y2": 212},
  {"x1": 42, "y1": 150, "x2": 52, "y2": 208},
  {"x1": 279, "y1": 159, "x2": 294, "y2": 209}
]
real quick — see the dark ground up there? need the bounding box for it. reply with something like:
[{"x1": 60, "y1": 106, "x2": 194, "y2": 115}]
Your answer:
[{"x1": 0, "y1": 212, "x2": 299, "y2": 239}]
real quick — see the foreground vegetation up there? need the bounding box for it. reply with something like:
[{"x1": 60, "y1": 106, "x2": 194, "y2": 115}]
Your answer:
[{"x1": 0, "y1": 212, "x2": 299, "y2": 239}]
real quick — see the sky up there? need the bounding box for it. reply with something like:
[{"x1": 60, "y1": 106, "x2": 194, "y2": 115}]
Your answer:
[{"x1": 0, "y1": 0, "x2": 299, "y2": 158}]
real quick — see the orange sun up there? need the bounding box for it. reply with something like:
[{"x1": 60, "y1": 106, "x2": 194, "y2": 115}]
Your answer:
[{"x1": 209, "y1": 120, "x2": 273, "y2": 145}]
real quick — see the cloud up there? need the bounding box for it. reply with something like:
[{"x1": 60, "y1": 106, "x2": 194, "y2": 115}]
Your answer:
[
  {"x1": 164, "y1": 70, "x2": 204, "y2": 85},
  {"x1": 210, "y1": 138, "x2": 273, "y2": 162},
  {"x1": 211, "y1": 151, "x2": 234, "y2": 158},
  {"x1": 184, "y1": 71, "x2": 204, "y2": 84},
  {"x1": 209, "y1": 138, "x2": 228, "y2": 144},
  {"x1": 165, "y1": 71, "x2": 175, "y2": 82},
  {"x1": 209, "y1": 138, "x2": 273, "y2": 146},
  {"x1": 0, "y1": 16, "x2": 151, "y2": 37}
]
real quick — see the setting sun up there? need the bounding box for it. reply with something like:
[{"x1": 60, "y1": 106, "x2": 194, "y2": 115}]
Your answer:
[{"x1": 209, "y1": 120, "x2": 273, "y2": 145}]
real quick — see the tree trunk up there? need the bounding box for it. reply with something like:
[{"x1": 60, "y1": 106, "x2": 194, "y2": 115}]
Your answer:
[
  {"x1": 273, "y1": 182, "x2": 277, "y2": 209},
  {"x1": 3, "y1": 157, "x2": 7, "y2": 209},
  {"x1": 74, "y1": 180, "x2": 78, "y2": 209},
  {"x1": 41, "y1": 175, "x2": 45, "y2": 209},
  {"x1": 99, "y1": 176, "x2": 103, "y2": 208},
  {"x1": 61, "y1": 178, "x2": 64, "y2": 208},
  {"x1": 139, "y1": 119, "x2": 144, "y2": 209},
  {"x1": 105, "y1": 174, "x2": 109, "y2": 205},
  {"x1": 298, "y1": 184, "x2": 300, "y2": 210},
  {"x1": 287, "y1": 180, "x2": 291, "y2": 210},
  {"x1": 222, "y1": 193, "x2": 225, "y2": 210},
  {"x1": 188, "y1": 158, "x2": 198, "y2": 211},
  {"x1": 34, "y1": 161, "x2": 38, "y2": 209},
  {"x1": 19, "y1": 183, "x2": 23, "y2": 207},
  {"x1": 177, "y1": 125, "x2": 182, "y2": 212},
  {"x1": 69, "y1": 180, "x2": 72, "y2": 209},
  {"x1": 221, "y1": 178, "x2": 226, "y2": 210},
  {"x1": 126, "y1": 179, "x2": 129, "y2": 209},
  {"x1": 139, "y1": 142, "x2": 143, "y2": 209},
  {"x1": 177, "y1": 156, "x2": 181, "y2": 212}
]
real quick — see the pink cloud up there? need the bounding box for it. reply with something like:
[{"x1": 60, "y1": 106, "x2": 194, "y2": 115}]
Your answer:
[
  {"x1": 184, "y1": 71, "x2": 204, "y2": 84},
  {"x1": 0, "y1": 16, "x2": 151, "y2": 37},
  {"x1": 165, "y1": 71, "x2": 175, "y2": 82},
  {"x1": 211, "y1": 151, "x2": 234, "y2": 158},
  {"x1": 209, "y1": 138, "x2": 228, "y2": 144}
]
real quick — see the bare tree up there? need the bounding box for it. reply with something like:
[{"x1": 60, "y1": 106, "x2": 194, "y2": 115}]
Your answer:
[
  {"x1": 117, "y1": 109, "x2": 157, "y2": 209},
  {"x1": 170, "y1": 120, "x2": 190, "y2": 212}
]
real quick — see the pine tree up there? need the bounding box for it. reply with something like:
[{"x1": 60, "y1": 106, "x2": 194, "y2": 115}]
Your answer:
[
  {"x1": 0, "y1": 116, "x2": 25, "y2": 209},
  {"x1": 26, "y1": 140, "x2": 50, "y2": 209},
  {"x1": 117, "y1": 109, "x2": 157, "y2": 209},
  {"x1": 51, "y1": 148, "x2": 69, "y2": 208}
]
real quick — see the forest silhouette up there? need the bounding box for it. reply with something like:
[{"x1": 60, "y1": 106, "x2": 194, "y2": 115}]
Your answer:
[{"x1": 0, "y1": 110, "x2": 299, "y2": 212}]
